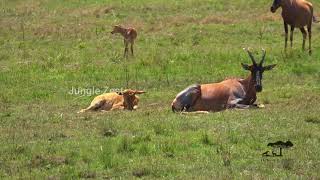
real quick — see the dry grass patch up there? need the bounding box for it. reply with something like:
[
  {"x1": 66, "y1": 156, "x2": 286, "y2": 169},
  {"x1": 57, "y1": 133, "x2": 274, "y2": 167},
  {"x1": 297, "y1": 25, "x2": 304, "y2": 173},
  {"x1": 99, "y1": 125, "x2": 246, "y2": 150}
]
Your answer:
[
  {"x1": 32, "y1": 21, "x2": 97, "y2": 38},
  {"x1": 257, "y1": 13, "x2": 282, "y2": 22},
  {"x1": 30, "y1": 155, "x2": 69, "y2": 168},
  {"x1": 15, "y1": 1, "x2": 41, "y2": 16},
  {"x1": 200, "y1": 15, "x2": 234, "y2": 25},
  {"x1": 64, "y1": 5, "x2": 115, "y2": 18},
  {"x1": 147, "y1": 15, "x2": 197, "y2": 32}
]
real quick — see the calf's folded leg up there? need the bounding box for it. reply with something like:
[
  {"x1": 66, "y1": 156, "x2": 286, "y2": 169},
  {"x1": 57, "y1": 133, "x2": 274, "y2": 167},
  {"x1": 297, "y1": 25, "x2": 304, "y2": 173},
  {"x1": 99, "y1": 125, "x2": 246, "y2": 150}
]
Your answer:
[{"x1": 77, "y1": 99, "x2": 106, "y2": 113}]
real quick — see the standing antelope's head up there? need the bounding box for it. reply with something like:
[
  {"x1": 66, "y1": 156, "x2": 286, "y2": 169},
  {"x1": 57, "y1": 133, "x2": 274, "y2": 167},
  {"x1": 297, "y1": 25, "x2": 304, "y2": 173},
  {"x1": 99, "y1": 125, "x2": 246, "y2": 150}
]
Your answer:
[
  {"x1": 120, "y1": 89, "x2": 146, "y2": 110},
  {"x1": 111, "y1": 25, "x2": 123, "y2": 34},
  {"x1": 270, "y1": 0, "x2": 282, "y2": 13},
  {"x1": 241, "y1": 48, "x2": 276, "y2": 92}
]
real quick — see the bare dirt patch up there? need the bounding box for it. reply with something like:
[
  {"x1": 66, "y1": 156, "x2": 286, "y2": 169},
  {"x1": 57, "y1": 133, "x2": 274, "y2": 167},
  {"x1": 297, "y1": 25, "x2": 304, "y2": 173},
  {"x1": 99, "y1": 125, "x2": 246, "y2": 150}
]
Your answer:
[{"x1": 31, "y1": 155, "x2": 69, "y2": 168}]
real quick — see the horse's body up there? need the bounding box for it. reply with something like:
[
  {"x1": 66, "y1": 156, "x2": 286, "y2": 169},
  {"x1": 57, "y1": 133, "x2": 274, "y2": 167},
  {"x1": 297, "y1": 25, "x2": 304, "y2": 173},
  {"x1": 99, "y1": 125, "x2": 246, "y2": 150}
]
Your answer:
[{"x1": 270, "y1": 0, "x2": 317, "y2": 54}]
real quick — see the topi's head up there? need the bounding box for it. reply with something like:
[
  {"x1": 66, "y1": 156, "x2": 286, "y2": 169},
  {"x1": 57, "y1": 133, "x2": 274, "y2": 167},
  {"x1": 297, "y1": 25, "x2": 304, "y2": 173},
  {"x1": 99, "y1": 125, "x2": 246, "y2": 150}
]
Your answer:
[{"x1": 241, "y1": 48, "x2": 276, "y2": 92}]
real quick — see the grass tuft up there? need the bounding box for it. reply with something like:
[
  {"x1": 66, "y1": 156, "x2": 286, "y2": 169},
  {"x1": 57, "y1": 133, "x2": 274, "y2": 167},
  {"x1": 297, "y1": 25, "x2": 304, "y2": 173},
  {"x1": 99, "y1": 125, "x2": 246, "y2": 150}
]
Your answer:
[{"x1": 132, "y1": 168, "x2": 150, "y2": 178}]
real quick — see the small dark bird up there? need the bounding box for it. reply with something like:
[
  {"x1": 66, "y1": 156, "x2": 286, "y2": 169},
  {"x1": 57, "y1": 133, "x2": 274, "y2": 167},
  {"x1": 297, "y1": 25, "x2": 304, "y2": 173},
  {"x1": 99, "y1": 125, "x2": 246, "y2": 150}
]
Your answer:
[
  {"x1": 267, "y1": 140, "x2": 293, "y2": 148},
  {"x1": 267, "y1": 140, "x2": 293, "y2": 156},
  {"x1": 262, "y1": 150, "x2": 271, "y2": 156}
]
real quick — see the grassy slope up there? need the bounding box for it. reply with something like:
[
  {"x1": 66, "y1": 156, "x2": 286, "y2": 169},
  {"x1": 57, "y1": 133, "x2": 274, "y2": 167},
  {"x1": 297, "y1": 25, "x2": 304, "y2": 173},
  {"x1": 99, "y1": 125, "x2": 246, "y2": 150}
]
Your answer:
[{"x1": 0, "y1": 0, "x2": 320, "y2": 179}]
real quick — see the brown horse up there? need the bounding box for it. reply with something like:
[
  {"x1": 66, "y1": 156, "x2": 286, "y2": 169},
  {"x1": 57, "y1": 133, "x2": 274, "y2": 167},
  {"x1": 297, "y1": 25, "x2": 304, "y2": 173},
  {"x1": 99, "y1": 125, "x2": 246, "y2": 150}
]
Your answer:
[
  {"x1": 111, "y1": 25, "x2": 137, "y2": 58},
  {"x1": 270, "y1": 0, "x2": 317, "y2": 54},
  {"x1": 171, "y1": 48, "x2": 276, "y2": 112}
]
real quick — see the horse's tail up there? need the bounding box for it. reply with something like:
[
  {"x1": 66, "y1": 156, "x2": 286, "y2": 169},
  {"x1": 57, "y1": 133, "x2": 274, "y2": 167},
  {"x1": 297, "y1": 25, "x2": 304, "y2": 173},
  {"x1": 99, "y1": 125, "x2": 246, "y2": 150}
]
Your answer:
[{"x1": 313, "y1": 16, "x2": 319, "y2": 23}]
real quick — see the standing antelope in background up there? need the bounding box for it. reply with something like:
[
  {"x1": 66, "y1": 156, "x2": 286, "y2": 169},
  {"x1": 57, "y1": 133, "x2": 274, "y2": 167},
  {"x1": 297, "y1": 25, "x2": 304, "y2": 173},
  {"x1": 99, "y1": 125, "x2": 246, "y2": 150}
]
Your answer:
[
  {"x1": 171, "y1": 48, "x2": 276, "y2": 113},
  {"x1": 111, "y1": 25, "x2": 137, "y2": 58},
  {"x1": 270, "y1": 0, "x2": 318, "y2": 54}
]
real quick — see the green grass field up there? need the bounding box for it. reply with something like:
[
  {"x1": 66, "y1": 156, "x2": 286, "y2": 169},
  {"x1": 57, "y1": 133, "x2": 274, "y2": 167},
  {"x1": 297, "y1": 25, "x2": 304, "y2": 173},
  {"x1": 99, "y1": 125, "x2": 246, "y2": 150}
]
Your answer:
[{"x1": 1, "y1": 0, "x2": 320, "y2": 179}]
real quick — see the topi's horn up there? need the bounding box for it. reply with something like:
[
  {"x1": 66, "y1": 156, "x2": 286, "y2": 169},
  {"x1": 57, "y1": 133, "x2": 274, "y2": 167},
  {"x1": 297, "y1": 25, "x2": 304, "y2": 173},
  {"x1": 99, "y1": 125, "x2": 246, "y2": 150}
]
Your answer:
[
  {"x1": 260, "y1": 48, "x2": 266, "y2": 65},
  {"x1": 243, "y1": 48, "x2": 257, "y2": 65}
]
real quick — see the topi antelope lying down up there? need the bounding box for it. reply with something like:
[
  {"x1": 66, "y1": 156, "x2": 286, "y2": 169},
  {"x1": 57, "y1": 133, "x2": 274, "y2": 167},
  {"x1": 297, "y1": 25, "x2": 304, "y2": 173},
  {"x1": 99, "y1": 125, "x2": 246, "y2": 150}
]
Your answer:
[
  {"x1": 171, "y1": 48, "x2": 276, "y2": 113},
  {"x1": 270, "y1": 0, "x2": 318, "y2": 54},
  {"x1": 111, "y1": 25, "x2": 137, "y2": 58},
  {"x1": 78, "y1": 89, "x2": 145, "y2": 113}
]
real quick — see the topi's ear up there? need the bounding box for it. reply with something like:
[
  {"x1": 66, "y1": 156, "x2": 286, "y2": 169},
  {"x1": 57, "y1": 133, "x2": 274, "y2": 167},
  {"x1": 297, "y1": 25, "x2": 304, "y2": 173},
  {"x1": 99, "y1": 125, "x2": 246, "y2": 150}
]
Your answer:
[
  {"x1": 241, "y1": 63, "x2": 251, "y2": 71},
  {"x1": 263, "y1": 64, "x2": 277, "y2": 71},
  {"x1": 134, "y1": 90, "x2": 146, "y2": 94}
]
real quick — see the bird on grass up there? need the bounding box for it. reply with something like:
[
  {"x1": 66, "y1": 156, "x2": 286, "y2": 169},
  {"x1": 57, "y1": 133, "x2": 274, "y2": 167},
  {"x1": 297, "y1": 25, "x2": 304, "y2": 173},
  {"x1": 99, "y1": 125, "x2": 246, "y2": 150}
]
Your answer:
[{"x1": 267, "y1": 140, "x2": 293, "y2": 156}]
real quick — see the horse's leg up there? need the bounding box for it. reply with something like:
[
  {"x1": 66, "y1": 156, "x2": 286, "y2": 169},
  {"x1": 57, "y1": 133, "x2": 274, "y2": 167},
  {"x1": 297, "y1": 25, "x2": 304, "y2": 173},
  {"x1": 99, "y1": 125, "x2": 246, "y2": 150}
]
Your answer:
[
  {"x1": 290, "y1": 25, "x2": 295, "y2": 48},
  {"x1": 284, "y1": 22, "x2": 288, "y2": 51},
  {"x1": 300, "y1": 27, "x2": 307, "y2": 51},
  {"x1": 307, "y1": 24, "x2": 312, "y2": 55}
]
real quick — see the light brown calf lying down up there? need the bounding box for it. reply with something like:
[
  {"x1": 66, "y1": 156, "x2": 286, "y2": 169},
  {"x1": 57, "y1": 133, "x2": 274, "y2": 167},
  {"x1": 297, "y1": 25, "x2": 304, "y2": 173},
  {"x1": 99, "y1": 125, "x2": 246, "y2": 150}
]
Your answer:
[{"x1": 78, "y1": 89, "x2": 145, "y2": 113}]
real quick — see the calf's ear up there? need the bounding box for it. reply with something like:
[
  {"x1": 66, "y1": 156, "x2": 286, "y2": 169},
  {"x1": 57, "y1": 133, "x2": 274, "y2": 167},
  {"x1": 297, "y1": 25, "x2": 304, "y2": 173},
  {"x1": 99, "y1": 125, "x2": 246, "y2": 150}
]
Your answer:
[
  {"x1": 263, "y1": 64, "x2": 276, "y2": 71},
  {"x1": 134, "y1": 90, "x2": 146, "y2": 94},
  {"x1": 241, "y1": 63, "x2": 251, "y2": 71}
]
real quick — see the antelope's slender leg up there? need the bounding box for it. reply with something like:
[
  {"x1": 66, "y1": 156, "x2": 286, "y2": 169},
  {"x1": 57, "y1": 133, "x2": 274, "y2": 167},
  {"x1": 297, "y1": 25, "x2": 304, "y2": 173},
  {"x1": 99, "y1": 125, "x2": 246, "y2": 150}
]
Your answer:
[
  {"x1": 300, "y1": 27, "x2": 307, "y2": 51},
  {"x1": 284, "y1": 22, "x2": 288, "y2": 50},
  {"x1": 130, "y1": 41, "x2": 134, "y2": 56},
  {"x1": 290, "y1": 26, "x2": 295, "y2": 48},
  {"x1": 307, "y1": 24, "x2": 312, "y2": 55},
  {"x1": 124, "y1": 39, "x2": 128, "y2": 58}
]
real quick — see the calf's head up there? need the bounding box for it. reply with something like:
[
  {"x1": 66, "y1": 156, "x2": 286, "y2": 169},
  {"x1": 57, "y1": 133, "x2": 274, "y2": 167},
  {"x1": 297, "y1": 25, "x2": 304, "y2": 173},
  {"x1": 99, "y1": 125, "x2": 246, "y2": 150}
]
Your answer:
[
  {"x1": 171, "y1": 84, "x2": 201, "y2": 112},
  {"x1": 120, "y1": 89, "x2": 145, "y2": 110},
  {"x1": 270, "y1": 0, "x2": 281, "y2": 13},
  {"x1": 111, "y1": 25, "x2": 123, "y2": 34},
  {"x1": 242, "y1": 48, "x2": 276, "y2": 92}
]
